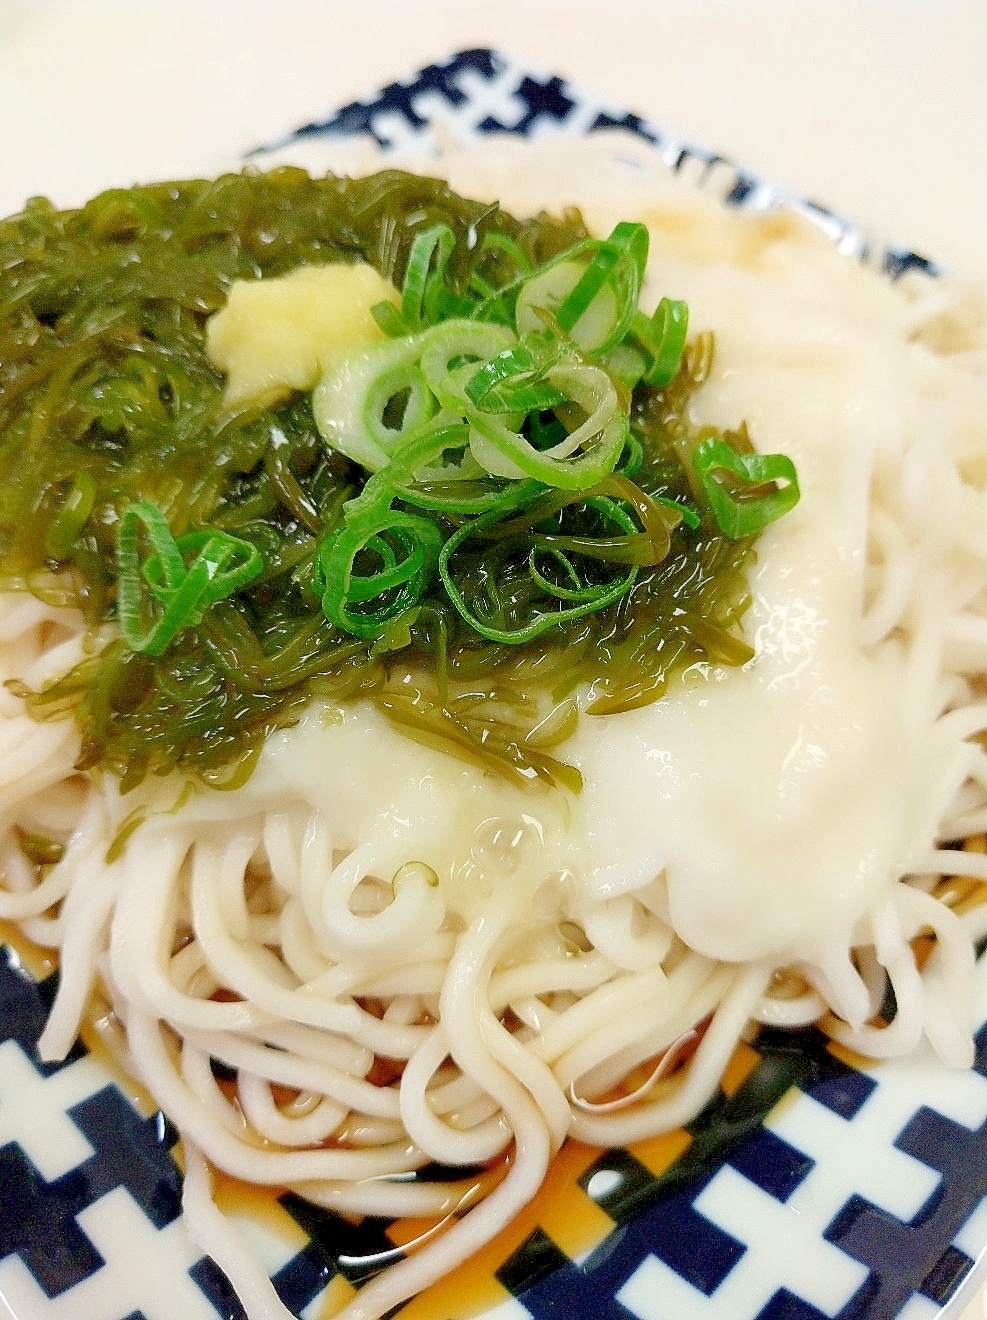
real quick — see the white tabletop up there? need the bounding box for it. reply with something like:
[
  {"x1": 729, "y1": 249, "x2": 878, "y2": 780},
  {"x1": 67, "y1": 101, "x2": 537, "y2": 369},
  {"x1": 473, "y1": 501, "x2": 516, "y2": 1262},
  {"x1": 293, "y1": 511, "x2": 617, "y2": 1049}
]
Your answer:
[
  {"x1": 0, "y1": 2, "x2": 985, "y2": 1317},
  {"x1": 0, "y1": 0, "x2": 984, "y2": 276}
]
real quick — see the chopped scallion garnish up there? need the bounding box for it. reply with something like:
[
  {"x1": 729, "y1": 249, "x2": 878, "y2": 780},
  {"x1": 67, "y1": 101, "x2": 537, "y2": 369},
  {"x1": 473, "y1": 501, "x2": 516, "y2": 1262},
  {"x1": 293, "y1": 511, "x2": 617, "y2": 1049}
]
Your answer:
[
  {"x1": 313, "y1": 220, "x2": 799, "y2": 645},
  {"x1": 692, "y1": 437, "x2": 801, "y2": 538},
  {"x1": 116, "y1": 501, "x2": 263, "y2": 656}
]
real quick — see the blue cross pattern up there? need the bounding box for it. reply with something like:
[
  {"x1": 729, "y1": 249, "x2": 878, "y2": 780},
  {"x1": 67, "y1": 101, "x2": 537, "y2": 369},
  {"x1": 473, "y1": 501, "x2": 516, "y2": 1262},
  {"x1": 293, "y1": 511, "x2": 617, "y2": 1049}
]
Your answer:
[
  {"x1": 248, "y1": 47, "x2": 938, "y2": 281},
  {"x1": 4, "y1": 934, "x2": 987, "y2": 1320}
]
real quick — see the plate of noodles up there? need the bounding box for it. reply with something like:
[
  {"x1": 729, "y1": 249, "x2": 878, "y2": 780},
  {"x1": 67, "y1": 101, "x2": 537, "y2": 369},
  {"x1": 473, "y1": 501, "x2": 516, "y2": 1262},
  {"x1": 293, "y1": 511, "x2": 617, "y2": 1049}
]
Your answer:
[{"x1": 2, "y1": 45, "x2": 987, "y2": 1320}]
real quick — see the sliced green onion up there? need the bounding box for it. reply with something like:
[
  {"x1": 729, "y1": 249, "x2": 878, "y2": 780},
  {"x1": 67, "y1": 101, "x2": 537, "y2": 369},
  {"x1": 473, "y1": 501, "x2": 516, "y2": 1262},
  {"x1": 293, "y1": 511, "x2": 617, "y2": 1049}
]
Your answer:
[
  {"x1": 418, "y1": 320, "x2": 516, "y2": 413},
  {"x1": 312, "y1": 335, "x2": 437, "y2": 471},
  {"x1": 635, "y1": 298, "x2": 689, "y2": 387},
  {"x1": 600, "y1": 341, "x2": 650, "y2": 389},
  {"x1": 315, "y1": 511, "x2": 442, "y2": 640},
  {"x1": 692, "y1": 437, "x2": 801, "y2": 538},
  {"x1": 313, "y1": 424, "x2": 475, "y2": 636},
  {"x1": 397, "y1": 475, "x2": 541, "y2": 517},
  {"x1": 616, "y1": 432, "x2": 644, "y2": 479},
  {"x1": 340, "y1": 424, "x2": 474, "y2": 531},
  {"x1": 464, "y1": 341, "x2": 567, "y2": 414},
  {"x1": 554, "y1": 221, "x2": 649, "y2": 353},
  {"x1": 116, "y1": 501, "x2": 263, "y2": 656},
  {"x1": 468, "y1": 362, "x2": 625, "y2": 488},
  {"x1": 370, "y1": 298, "x2": 410, "y2": 338},
  {"x1": 401, "y1": 224, "x2": 456, "y2": 329},
  {"x1": 525, "y1": 410, "x2": 570, "y2": 454},
  {"x1": 309, "y1": 212, "x2": 801, "y2": 660},
  {"x1": 528, "y1": 545, "x2": 605, "y2": 600}
]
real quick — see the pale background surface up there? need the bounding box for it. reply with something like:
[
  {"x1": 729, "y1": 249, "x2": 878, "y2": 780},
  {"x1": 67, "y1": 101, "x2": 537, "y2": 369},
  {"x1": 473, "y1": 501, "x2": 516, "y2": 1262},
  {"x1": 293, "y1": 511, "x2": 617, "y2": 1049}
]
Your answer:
[
  {"x1": 0, "y1": 0, "x2": 985, "y2": 1316},
  {"x1": 0, "y1": 0, "x2": 984, "y2": 273}
]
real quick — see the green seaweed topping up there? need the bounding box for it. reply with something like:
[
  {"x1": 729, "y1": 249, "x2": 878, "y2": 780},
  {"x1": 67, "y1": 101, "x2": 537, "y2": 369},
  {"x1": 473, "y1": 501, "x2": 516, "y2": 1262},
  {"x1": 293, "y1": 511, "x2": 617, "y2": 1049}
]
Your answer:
[{"x1": 0, "y1": 169, "x2": 793, "y2": 791}]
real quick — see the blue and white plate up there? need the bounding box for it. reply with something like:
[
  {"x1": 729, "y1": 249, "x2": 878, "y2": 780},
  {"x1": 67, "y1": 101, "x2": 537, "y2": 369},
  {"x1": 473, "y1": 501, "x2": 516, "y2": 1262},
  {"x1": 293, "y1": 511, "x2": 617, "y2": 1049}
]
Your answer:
[{"x1": 1, "y1": 47, "x2": 983, "y2": 1320}]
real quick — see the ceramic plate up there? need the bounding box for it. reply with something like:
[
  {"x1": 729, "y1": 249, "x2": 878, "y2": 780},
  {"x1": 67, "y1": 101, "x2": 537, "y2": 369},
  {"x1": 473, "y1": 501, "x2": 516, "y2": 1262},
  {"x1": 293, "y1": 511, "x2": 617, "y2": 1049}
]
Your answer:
[{"x1": 1, "y1": 47, "x2": 985, "y2": 1320}]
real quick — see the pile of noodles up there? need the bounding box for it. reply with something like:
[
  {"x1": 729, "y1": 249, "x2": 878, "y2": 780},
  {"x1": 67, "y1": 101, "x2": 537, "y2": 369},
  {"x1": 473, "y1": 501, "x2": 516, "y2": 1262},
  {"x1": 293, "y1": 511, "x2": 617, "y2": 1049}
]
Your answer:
[{"x1": 2, "y1": 137, "x2": 987, "y2": 1320}]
